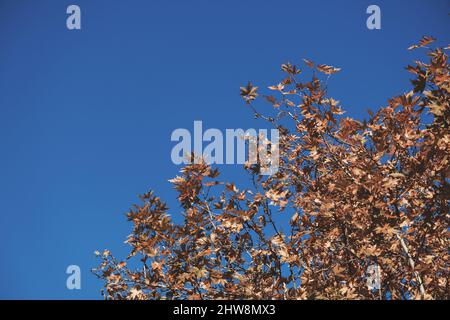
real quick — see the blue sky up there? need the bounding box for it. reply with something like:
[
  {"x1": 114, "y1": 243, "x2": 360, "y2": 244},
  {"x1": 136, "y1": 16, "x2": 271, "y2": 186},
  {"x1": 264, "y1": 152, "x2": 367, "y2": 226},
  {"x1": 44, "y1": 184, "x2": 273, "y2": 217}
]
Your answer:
[{"x1": 0, "y1": 0, "x2": 448, "y2": 299}]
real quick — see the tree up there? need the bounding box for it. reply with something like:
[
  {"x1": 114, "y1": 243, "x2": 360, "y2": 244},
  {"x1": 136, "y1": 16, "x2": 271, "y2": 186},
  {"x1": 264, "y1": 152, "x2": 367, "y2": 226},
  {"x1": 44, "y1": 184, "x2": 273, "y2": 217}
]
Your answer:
[{"x1": 93, "y1": 37, "x2": 449, "y2": 300}]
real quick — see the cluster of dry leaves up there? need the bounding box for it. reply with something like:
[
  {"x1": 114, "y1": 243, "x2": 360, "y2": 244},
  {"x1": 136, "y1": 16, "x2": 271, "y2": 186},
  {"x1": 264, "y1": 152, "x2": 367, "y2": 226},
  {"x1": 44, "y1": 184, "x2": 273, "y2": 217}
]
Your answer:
[{"x1": 94, "y1": 37, "x2": 449, "y2": 300}]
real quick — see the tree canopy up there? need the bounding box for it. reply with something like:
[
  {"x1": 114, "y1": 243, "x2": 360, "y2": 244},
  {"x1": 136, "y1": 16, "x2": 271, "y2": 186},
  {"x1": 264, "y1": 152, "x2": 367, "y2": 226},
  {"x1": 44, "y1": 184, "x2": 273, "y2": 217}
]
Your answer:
[{"x1": 94, "y1": 37, "x2": 449, "y2": 300}]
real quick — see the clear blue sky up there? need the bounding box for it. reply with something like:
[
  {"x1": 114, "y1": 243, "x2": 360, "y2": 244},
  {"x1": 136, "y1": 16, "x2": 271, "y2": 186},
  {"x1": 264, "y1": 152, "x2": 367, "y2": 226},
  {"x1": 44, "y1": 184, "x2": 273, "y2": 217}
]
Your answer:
[{"x1": 0, "y1": 0, "x2": 448, "y2": 299}]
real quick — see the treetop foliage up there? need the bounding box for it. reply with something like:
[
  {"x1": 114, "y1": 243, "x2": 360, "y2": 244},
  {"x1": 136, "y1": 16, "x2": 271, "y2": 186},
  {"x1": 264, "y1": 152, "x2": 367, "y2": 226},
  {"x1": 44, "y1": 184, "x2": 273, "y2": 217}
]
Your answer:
[{"x1": 94, "y1": 37, "x2": 449, "y2": 300}]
